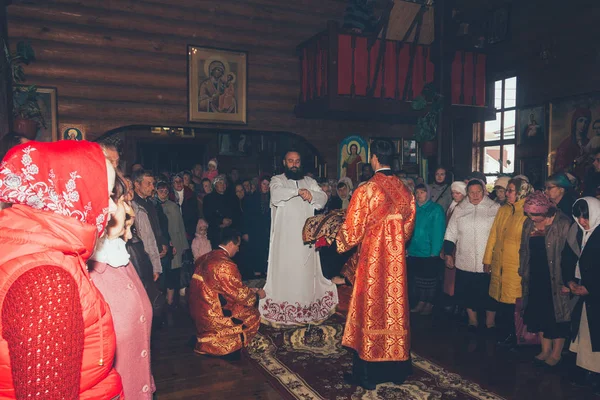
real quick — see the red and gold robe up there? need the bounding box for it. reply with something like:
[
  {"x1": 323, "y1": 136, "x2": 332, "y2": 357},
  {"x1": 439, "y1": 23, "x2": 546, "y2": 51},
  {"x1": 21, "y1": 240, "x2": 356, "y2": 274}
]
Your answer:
[
  {"x1": 189, "y1": 248, "x2": 260, "y2": 356},
  {"x1": 336, "y1": 172, "x2": 416, "y2": 362}
]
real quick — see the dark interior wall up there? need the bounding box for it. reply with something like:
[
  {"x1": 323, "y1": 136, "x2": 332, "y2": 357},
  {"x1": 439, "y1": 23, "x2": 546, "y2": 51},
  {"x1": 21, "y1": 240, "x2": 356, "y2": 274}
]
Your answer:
[
  {"x1": 487, "y1": 0, "x2": 600, "y2": 105},
  {"x1": 6, "y1": 0, "x2": 414, "y2": 177},
  {"x1": 450, "y1": 0, "x2": 600, "y2": 178}
]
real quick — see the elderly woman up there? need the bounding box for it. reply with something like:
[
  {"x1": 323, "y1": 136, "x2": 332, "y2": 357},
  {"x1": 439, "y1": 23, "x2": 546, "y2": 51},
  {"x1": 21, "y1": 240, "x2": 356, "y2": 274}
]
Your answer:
[
  {"x1": 444, "y1": 179, "x2": 500, "y2": 332},
  {"x1": 520, "y1": 191, "x2": 573, "y2": 367},
  {"x1": 545, "y1": 172, "x2": 576, "y2": 216},
  {"x1": 157, "y1": 181, "x2": 191, "y2": 306},
  {"x1": 89, "y1": 173, "x2": 155, "y2": 399},
  {"x1": 0, "y1": 141, "x2": 123, "y2": 398},
  {"x1": 408, "y1": 183, "x2": 446, "y2": 316},
  {"x1": 483, "y1": 177, "x2": 533, "y2": 346},
  {"x1": 562, "y1": 197, "x2": 600, "y2": 391}
]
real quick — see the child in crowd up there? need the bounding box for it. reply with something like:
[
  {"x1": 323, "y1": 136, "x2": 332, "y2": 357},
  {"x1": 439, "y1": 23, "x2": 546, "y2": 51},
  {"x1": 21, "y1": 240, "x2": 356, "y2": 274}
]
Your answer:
[
  {"x1": 202, "y1": 159, "x2": 219, "y2": 182},
  {"x1": 192, "y1": 219, "x2": 212, "y2": 262}
]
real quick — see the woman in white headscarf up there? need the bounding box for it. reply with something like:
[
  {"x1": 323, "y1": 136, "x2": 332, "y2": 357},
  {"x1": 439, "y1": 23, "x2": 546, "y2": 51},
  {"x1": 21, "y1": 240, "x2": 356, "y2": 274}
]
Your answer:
[
  {"x1": 337, "y1": 177, "x2": 353, "y2": 210},
  {"x1": 562, "y1": 197, "x2": 600, "y2": 391},
  {"x1": 447, "y1": 181, "x2": 467, "y2": 221}
]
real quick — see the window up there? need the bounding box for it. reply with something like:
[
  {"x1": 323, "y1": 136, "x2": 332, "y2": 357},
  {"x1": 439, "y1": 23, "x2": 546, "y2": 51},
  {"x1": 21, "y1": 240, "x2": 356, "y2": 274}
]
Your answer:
[{"x1": 476, "y1": 76, "x2": 516, "y2": 184}]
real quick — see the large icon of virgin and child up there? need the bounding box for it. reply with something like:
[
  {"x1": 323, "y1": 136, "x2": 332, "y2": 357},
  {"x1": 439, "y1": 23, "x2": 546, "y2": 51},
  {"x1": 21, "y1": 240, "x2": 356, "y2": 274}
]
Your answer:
[
  {"x1": 339, "y1": 136, "x2": 368, "y2": 185},
  {"x1": 198, "y1": 58, "x2": 237, "y2": 114}
]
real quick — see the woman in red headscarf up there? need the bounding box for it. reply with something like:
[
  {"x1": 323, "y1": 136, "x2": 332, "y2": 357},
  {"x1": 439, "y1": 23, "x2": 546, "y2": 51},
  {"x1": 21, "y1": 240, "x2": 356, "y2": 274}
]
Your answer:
[
  {"x1": 0, "y1": 141, "x2": 123, "y2": 399},
  {"x1": 554, "y1": 108, "x2": 593, "y2": 180}
]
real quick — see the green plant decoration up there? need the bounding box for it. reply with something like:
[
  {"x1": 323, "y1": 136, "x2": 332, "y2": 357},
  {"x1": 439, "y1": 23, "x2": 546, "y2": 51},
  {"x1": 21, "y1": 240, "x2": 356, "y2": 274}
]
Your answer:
[
  {"x1": 3, "y1": 40, "x2": 46, "y2": 128},
  {"x1": 13, "y1": 85, "x2": 47, "y2": 128},
  {"x1": 412, "y1": 83, "x2": 443, "y2": 143}
]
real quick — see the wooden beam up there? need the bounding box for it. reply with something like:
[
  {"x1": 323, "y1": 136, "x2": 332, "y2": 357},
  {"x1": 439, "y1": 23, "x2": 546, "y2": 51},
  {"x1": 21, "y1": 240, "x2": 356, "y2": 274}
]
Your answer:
[
  {"x1": 10, "y1": 3, "x2": 313, "y2": 48},
  {"x1": 23, "y1": 59, "x2": 298, "y2": 89},
  {"x1": 7, "y1": 15, "x2": 298, "y2": 55}
]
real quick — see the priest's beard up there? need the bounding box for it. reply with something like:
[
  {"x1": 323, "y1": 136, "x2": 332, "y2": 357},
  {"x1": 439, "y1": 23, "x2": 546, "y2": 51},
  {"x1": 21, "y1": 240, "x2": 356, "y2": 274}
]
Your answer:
[{"x1": 284, "y1": 166, "x2": 304, "y2": 180}]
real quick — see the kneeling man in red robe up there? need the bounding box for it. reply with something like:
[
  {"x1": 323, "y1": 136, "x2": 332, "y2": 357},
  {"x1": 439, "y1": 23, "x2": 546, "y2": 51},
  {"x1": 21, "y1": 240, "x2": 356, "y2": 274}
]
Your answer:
[{"x1": 189, "y1": 228, "x2": 264, "y2": 359}]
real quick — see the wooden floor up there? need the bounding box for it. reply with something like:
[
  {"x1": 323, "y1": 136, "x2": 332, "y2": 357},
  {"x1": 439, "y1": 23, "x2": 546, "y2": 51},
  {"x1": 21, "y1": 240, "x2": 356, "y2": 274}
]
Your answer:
[{"x1": 152, "y1": 298, "x2": 597, "y2": 400}]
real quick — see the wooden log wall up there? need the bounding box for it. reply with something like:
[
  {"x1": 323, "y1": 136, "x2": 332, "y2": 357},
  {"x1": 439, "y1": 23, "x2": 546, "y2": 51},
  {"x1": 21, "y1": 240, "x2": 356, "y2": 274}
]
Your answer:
[
  {"x1": 0, "y1": 0, "x2": 11, "y2": 143},
  {"x1": 6, "y1": 0, "x2": 415, "y2": 176}
]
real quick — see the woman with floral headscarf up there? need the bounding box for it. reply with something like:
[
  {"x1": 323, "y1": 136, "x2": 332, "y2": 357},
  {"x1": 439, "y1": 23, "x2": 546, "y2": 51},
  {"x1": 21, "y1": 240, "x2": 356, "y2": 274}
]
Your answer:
[
  {"x1": 562, "y1": 197, "x2": 600, "y2": 392},
  {"x1": 0, "y1": 141, "x2": 123, "y2": 399},
  {"x1": 483, "y1": 177, "x2": 533, "y2": 346},
  {"x1": 520, "y1": 191, "x2": 573, "y2": 367}
]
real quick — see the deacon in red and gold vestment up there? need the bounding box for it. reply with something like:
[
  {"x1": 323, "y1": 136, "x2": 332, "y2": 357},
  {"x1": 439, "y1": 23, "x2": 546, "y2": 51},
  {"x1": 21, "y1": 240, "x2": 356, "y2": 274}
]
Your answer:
[
  {"x1": 189, "y1": 228, "x2": 264, "y2": 359},
  {"x1": 336, "y1": 139, "x2": 416, "y2": 389}
]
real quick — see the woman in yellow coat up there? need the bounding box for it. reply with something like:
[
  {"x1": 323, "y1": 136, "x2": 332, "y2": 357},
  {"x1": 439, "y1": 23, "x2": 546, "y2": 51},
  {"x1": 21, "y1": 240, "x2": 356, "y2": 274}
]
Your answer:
[{"x1": 483, "y1": 177, "x2": 533, "y2": 346}]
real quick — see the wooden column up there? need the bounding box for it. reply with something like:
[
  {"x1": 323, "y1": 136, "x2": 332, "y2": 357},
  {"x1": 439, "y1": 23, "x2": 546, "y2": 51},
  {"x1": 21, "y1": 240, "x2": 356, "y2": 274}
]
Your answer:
[
  {"x1": 0, "y1": 0, "x2": 11, "y2": 144},
  {"x1": 433, "y1": 0, "x2": 455, "y2": 172}
]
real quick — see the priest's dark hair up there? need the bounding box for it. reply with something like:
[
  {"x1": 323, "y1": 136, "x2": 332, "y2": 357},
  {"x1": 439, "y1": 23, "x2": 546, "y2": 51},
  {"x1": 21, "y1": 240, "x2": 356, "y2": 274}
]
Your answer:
[
  {"x1": 281, "y1": 148, "x2": 302, "y2": 161},
  {"x1": 370, "y1": 139, "x2": 395, "y2": 167},
  {"x1": 219, "y1": 227, "x2": 241, "y2": 246}
]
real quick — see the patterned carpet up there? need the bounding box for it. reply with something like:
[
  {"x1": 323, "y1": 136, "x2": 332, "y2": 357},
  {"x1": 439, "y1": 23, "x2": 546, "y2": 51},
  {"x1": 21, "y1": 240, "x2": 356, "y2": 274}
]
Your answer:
[{"x1": 246, "y1": 314, "x2": 506, "y2": 400}]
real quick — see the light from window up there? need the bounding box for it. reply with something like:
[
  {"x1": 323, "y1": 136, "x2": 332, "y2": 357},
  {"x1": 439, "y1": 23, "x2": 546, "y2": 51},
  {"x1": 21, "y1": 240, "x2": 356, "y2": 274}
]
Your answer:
[{"x1": 478, "y1": 76, "x2": 517, "y2": 177}]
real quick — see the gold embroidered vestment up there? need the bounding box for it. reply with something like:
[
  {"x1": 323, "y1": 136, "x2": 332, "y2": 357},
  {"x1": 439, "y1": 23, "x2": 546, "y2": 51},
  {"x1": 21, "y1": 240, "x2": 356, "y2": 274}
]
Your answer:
[{"x1": 337, "y1": 173, "x2": 416, "y2": 362}]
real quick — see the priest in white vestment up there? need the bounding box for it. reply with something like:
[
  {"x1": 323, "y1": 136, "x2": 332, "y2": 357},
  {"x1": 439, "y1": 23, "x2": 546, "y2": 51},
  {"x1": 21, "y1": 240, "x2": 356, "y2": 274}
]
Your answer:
[{"x1": 259, "y1": 150, "x2": 339, "y2": 326}]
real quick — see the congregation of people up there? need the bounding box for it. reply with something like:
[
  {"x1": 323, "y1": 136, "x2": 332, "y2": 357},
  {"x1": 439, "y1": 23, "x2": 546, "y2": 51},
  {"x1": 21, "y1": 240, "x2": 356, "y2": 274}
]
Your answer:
[{"x1": 0, "y1": 138, "x2": 599, "y2": 398}]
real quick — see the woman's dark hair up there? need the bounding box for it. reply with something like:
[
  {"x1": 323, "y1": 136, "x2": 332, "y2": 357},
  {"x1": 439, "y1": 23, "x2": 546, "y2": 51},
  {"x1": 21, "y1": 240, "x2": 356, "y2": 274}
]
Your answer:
[
  {"x1": 111, "y1": 171, "x2": 127, "y2": 202},
  {"x1": 156, "y1": 181, "x2": 170, "y2": 191},
  {"x1": 572, "y1": 198, "x2": 590, "y2": 219},
  {"x1": 200, "y1": 177, "x2": 211, "y2": 185},
  {"x1": 370, "y1": 139, "x2": 394, "y2": 167},
  {"x1": 414, "y1": 183, "x2": 427, "y2": 192}
]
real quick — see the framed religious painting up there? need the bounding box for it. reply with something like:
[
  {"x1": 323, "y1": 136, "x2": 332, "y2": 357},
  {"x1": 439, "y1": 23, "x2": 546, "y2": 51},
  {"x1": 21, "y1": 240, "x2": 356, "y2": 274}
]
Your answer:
[
  {"x1": 548, "y1": 92, "x2": 600, "y2": 182},
  {"x1": 13, "y1": 86, "x2": 58, "y2": 142},
  {"x1": 518, "y1": 105, "x2": 546, "y2": 145},
  {"x1": 188, "y1": 45, "x2": 247, "y2": 124},
  {"x1": 61, "y1": 126, "x2": 84, "y2": 141},
  {"x1": 338, "y1": 135, "x2": 368, "y2": 185},
  {"x1": 520, "y1": 157, "x2": 547, "y2": 191},
  {"x1": 218, "y1": 132, "x2": 251, "y2": 156}
]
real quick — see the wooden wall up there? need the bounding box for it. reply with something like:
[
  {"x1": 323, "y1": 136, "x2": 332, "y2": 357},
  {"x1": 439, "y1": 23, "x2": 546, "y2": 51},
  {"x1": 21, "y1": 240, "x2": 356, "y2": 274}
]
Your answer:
[
  {"x1": 0, "y1": 0, "x2": 10, "y2": 143},
  {"x1": 6, "y1": 0, "x2": 414, "y2": 176}
]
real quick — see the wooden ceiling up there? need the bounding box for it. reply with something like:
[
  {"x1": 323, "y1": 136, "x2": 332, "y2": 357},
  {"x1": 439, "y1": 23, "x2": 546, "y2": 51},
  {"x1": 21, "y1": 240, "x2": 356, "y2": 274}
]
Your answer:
[{"x1": 385, "y1": 0, "x2": 435, "y2": 44}]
